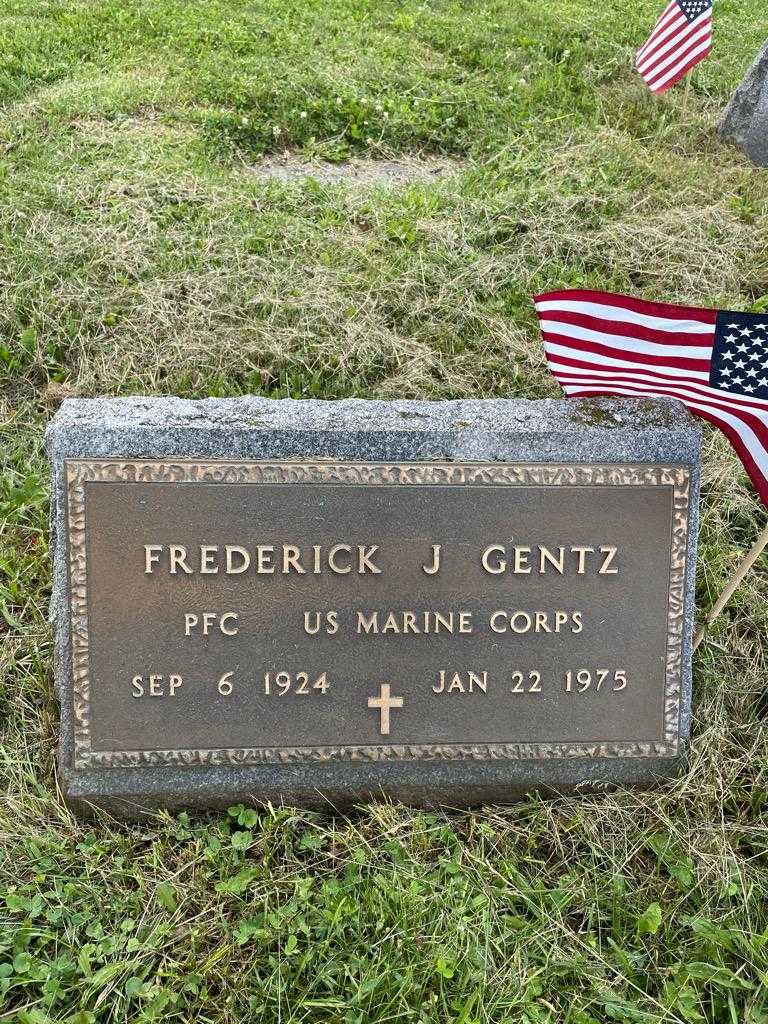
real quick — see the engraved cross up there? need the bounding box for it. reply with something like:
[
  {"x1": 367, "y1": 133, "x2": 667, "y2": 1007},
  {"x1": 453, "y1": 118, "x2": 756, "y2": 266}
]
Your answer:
[{"x1": 367, "y1": 683, "x2": 404, "y2": 736}]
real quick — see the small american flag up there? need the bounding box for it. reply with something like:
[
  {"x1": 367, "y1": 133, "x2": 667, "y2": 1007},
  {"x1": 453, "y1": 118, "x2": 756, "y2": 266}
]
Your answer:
[
  {"x1": 534, "y1": 289, "x2": 768, "y2": 505},
  {"x1": 635, "y1": 0, "x2": 713, "y2": 94}
]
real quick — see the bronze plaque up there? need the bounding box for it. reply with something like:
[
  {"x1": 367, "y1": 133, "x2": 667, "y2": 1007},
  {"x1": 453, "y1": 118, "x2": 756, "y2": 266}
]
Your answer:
[{"x1": 64, "y1": 460, "x2": 689, "y2": 769}]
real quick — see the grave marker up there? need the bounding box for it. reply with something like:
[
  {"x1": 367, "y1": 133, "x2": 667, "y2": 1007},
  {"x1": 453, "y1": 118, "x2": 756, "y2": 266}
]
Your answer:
[
  {"x1": 47, "y1": 396, "x2": 700, "y2": 815},
  {"x1": 719, "y1": 41, "x2": 768, "y2": 167}
]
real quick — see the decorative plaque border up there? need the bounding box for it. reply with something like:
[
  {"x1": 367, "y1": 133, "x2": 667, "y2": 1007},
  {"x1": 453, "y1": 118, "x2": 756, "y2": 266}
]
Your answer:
[{"x1": 64, "y1": 460, "x2": 691, "y2": 769}]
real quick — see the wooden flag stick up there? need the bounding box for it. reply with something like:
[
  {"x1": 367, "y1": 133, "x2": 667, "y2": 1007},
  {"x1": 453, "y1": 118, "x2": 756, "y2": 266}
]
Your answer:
[{"x1": 693, "y1": 521, "x2": 768, "y2": 651}]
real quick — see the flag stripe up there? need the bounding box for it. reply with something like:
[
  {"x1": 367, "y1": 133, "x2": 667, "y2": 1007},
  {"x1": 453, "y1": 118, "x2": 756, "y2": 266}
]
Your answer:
[
  {"x1": 635, "y1": 0, "x2": 713, "y2": 95},
  {"x1": 636, "y1": 8, "x2": 710, "y2": 73},
  {"x1": 538, "y1": 308, "x2": 713, "y2": 349},
  {"x1": 638, "y1": 18, "x2": 712, "y2": 82},
  {"x1": 535, "y1": 288, "x2": 768, "y2": 506},
  {"x1": 645, "y1": 33, "x2": 712, "y2": 92},
  {"x1": 543, "y1": 341, "x2": 711, "y2": 378},
  {"x1": 539, "y1": 318, "x2": 712, "y2": 361},
  {"x1": 549, "y1": 363, "x2": 768, "y2": 413},
  {"x1": 644, "y1": 36, "x2": 712, "y2": 94},
  {"x1": 554, "y1": 372, "x2": 768, "y2": 424},
  {"x1": 534, "y1": 290, "x2": 716, "y2": 324},
  {"x1": 636, "y1": 13, "x2": 688, "y2": 65},
  {"x1": 636, "y1": 4, "x2": 684, "y2": 60},
  {"x1": 636, "y1": 10, "x2": 708, "y2": 74},
  {"x1": 535, "y1": 303, "x2": 714, "y2": 339}
]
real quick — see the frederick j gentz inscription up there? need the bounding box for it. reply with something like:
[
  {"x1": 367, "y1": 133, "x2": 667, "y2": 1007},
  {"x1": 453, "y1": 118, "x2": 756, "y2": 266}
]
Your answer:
[{"x1": 48, "y1": 397, "x2": 700, "y2": 814}]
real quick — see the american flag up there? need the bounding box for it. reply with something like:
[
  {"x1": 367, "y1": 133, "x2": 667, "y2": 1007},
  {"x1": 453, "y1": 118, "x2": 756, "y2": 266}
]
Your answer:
[
  {"x1": 635, "y1": 0, "x2": 713, "y2": 94},
  {"x1": 533, "y1": 289, "x2": 768, "y2": 505}
]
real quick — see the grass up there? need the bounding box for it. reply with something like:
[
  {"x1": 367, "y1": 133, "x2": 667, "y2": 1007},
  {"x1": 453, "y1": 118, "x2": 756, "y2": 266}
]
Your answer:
[{"x1": 1, "y1": 0, "x2": 767, "y2": 1020}]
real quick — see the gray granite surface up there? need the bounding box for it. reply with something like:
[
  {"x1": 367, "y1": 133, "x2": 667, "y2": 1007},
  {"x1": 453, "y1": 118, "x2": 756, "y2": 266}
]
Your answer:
[
  {"x1": 719, "y1": 41, "x2": 768, "y2": 166},
  {"x1": 47, "y1": 396, "x2": 700, "y2": 816}
]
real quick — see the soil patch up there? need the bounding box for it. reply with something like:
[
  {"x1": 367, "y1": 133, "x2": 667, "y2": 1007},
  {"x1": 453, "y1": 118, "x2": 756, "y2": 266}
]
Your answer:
[{"x1": 250, "y1": 153, "x2": 467, "y2": 185}]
